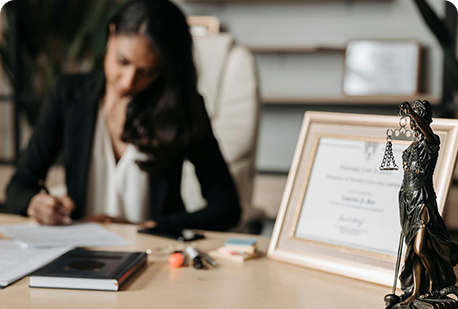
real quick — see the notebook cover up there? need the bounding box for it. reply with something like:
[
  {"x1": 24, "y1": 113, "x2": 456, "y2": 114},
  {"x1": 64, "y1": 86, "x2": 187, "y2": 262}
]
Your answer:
[{"x1": 29, "y1": 249, "x2": 145, "y2": 280}]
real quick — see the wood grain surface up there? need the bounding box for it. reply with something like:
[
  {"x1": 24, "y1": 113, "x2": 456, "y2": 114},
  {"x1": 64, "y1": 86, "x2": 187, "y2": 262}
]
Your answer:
[{"x1": 0, "y1": 213, "x2": 389, "y2": 309}]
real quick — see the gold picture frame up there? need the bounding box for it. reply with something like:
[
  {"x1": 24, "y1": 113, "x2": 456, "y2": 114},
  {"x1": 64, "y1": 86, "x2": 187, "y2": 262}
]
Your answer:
[{"x1": 267, "y1": 111, "x2": 458, "y2": 286}]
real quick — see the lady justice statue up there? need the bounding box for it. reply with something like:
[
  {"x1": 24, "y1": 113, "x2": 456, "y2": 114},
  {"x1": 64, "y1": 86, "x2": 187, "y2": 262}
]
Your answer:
[{"x1": 384, "y1": 100, "x2": 458, "y2": 309}]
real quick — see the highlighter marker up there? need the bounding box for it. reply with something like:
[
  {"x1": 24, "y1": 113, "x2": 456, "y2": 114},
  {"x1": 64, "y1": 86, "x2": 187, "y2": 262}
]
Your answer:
[
  {"x1": 186, "y1": 246, "x2": 204, "y2": 269},
  {"x1": 195, "y1": 248, "x2": 217, "y2": 266}
]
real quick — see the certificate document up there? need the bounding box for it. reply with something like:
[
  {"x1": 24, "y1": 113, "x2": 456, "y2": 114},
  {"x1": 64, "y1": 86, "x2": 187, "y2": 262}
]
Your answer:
[{"x1": 294, "y1": 136, "x2": 406, "y2": 256}]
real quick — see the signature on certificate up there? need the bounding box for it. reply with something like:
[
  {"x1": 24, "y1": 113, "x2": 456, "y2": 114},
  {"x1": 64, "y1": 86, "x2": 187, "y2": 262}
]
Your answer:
[{"x1": 337, "y1": 214, "x2": 366, "y2": 228}]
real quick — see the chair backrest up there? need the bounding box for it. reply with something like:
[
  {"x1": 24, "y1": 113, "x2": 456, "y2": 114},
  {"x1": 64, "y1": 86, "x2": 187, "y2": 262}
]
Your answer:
[
  {"x1": 181, "y1": 33, "x2": 261, "y2": 225},
  {"x1": 187, "y1": 16, "x2": 220, "y2": 36}
]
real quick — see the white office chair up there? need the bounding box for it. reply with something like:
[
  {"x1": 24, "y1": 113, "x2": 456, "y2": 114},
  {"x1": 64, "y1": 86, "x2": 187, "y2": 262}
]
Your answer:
[{"x1": 181, "y1": 31, "x2": 263, "y2": 231}]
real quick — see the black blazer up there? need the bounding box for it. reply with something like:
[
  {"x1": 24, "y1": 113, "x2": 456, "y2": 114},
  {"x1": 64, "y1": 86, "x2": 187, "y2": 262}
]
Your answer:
[{"x1": 6, "y1": 71, "x2": 241, "y2": 231}]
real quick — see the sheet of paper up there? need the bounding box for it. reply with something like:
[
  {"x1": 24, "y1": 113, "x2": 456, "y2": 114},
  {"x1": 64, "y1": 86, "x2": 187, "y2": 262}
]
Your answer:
[
  {"x1": 295, "y1": 137, "x2": 405, "y2": 256},
  {"x1": 0, "y1": 223, "x2": 130, "y2": 249},
  {"x1": 0, "y1": 240, "x2": 72, "y2": 287}
]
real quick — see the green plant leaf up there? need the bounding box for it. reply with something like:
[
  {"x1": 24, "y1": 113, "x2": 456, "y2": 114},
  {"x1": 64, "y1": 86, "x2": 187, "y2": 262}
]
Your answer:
[
  {"x1": 1, "y1": 0, "x2": 132, "y2": 101},
  {"x1": 0, "y1": 43, "x2": 13, "y2": 84},
  {"x1": 412, "y1": 0, "x2": 458, "y2": 88},
  {"x1": 66, "y1": 0, "x2": 109, "y2": 61},
  {"x1": 90, "y1": 1, "x2": 131, "y2": 59}
]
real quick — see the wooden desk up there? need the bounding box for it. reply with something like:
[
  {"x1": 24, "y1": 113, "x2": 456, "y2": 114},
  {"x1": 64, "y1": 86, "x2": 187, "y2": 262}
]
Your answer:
[{"x1": 0, "y1": 214, "x2": 388, "y2": 309}]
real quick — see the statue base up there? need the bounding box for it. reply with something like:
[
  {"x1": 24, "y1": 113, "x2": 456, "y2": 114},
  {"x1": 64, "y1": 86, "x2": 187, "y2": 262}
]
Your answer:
[
  {"x1": 390, "y1": 297, "x2": 458, "y2": 309},
  {"x1": 385, "y1": 286, "x2": 458, "y2": 309}
]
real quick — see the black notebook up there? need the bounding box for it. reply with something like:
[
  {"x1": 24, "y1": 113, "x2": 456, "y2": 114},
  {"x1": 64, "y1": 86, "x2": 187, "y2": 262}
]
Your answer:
[{"x1": 29, "y1": 249, "x2": 147, "y2": 291}]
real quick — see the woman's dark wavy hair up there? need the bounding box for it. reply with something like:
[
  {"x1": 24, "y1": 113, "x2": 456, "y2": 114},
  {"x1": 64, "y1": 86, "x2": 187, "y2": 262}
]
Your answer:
[{"x1": 110, "y1": 0, "x2": 205, "y2": 173}]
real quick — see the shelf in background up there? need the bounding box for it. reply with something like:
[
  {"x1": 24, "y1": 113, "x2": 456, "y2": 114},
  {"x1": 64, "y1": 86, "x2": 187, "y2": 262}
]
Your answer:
[
  {"x1": 245, "y1": 44, "x2": 344, "y2": 54},
  {"x1": 260, "y1": 94, "x2": 442, "y2": 105}
]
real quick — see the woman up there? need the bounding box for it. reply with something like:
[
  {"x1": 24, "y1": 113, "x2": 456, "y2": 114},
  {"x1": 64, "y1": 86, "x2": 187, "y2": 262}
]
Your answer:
[
  {"x1": 398, "y1": 100, "x2": 458, "y2": 304},
  {"x1": 6, "y1": 0, "x2": 241, "y2": 231}
]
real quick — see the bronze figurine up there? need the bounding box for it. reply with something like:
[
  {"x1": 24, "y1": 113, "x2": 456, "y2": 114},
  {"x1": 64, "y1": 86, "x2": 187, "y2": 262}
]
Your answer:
[{"x1": 384, "y1": 100, "x2": 458, "y2": 309}]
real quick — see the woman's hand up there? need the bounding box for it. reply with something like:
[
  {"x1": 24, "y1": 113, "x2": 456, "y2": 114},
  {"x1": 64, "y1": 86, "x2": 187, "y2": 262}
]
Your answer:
[
  {"x1": 141, "y1": 220, "x2": 156, "y2": 229},
  {"x1": 82, "y1": 215, "x2": 156, "y2": 228},
  {"x1": 27, "y1": 193, "x2": 75, "y2": 225},
  {"x1": 82, "y1": 214, "x2": 131, "y2": 224}
]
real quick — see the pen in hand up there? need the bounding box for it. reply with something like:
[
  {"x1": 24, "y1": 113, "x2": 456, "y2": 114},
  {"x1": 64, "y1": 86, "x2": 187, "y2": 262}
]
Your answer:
[
  {"x1": 38, "y1": 179, "x2": 49, "y2": 195},
  {"x1": 28, "y1": 181, "x2": 75, "y2": 225}
]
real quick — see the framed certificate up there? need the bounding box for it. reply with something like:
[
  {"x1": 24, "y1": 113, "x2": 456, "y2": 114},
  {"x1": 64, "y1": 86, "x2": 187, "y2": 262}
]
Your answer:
[
  {"x1": 343, "y1": 40, "x2": 421, "y2": 96},
  {"x1": 267, "y1": 112, "x2": 458, "y2": 286}
]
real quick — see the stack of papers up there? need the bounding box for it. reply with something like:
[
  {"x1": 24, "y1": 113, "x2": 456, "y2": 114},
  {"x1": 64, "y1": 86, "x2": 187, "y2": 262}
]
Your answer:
[
  {"x1": 223, "y1": 238, "x2": 257, "y2": 254},
  {"x1": 0, "y1": 241, "x2": 71, "y2": 288},
  {"x1": 0, "y1": 223, "x2": 130, "y2": 288},
  {"x1": 209, "y1": 238, "x2": 262, "y2": 262},
  {"x1": 0, "y1": 223, "x2": 130, "y2": 248}
]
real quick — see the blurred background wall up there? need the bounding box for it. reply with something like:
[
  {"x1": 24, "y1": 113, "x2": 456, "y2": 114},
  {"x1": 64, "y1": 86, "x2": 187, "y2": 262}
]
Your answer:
[
  {"x1": 175, "y1": 0, "x2": 453, "y2": 221},
  {"x1": 176, "y1": 0, "x2": 446, "y2": 173}
]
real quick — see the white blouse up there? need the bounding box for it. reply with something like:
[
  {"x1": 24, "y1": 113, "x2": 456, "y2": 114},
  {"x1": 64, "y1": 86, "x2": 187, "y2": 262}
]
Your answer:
[{"x1": 85, "y1": 105, "x2": 150, "y2": 223}]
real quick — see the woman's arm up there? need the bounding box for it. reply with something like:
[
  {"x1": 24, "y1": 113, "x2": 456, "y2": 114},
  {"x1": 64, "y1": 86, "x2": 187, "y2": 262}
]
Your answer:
[
  {"x1": 401, "y1": 102, "x2": 436, "y2": 146},
  {"x1": 6, "y1": 77, "x2": 71, "y2": 219},
  {"x1": 154, "y1": 108, "x2": 241, "y2": 231}
]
